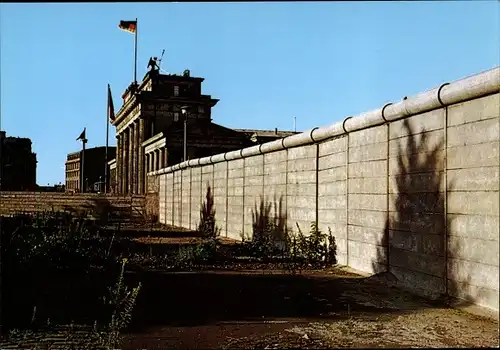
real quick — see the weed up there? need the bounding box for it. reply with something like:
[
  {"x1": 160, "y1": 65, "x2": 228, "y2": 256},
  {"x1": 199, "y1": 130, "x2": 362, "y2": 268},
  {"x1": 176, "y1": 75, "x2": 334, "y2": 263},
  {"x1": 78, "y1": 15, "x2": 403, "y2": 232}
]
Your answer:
[
  {"x1": 98, "y1": 258, "x2": 142, "y2": 349},
  {"x1": 284, "y1": 222, "x2": 338, "y2": 271}
]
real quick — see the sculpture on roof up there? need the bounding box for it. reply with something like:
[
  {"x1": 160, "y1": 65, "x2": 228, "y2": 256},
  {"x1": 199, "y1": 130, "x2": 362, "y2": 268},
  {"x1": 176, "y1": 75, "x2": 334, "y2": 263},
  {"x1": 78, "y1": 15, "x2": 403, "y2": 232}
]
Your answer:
[{"x1": 147, "y1": 57, "x2": 159, "y2": 73}]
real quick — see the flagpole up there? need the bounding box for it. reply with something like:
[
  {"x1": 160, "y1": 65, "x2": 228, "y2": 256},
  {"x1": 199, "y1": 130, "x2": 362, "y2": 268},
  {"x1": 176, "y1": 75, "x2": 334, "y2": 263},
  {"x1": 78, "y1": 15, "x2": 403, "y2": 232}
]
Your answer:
[
  {"x1": 81, "y1": 130, "x2": 87, "y2": 193},
  {"x1": 134, "y1": 18, "x2": 138, "y2": 84},
  {"x1": 104, "y1": 85, "x2": 109, "y2": 194}
]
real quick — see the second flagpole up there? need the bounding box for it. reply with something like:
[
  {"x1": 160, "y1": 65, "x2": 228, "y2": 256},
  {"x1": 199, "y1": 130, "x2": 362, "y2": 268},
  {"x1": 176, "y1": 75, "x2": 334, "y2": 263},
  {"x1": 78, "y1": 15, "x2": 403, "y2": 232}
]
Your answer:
[
  {"x1": 105, "y1": 84, "x2": 109, "y2": 194},
  {"x1": 134, "y1": 18, "x2": 138, "y2": 84}
]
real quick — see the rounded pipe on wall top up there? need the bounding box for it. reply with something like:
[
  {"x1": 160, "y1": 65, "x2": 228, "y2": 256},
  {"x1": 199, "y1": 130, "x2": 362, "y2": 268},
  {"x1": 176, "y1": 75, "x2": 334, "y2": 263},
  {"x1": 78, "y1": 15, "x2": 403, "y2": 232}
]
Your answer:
[
  {"x1": 151, "y1": 66, "x2": 499, "y2": 176},
  {"x1": 343, "y1": 109, "x2": 385, "y2": 133},
  {"x1": 342, "y1": 116, "x2": 352, "y2": 133},
  {"x1": 401, "y1": 87, "x2": 444, "y2": 118},
  {"x1": 199, "y1": 156, "x2": 211, "y2": 166},
  {"x1": 211, "y1": 153, "x2": 226, "y2": 164},
  {"x1": 308, "y1": 127, "x2": 320, "y2": 143},
  {"x1": 381, "y1": 103, "x2": 393, "y2": 122},
  {"x1": 224, "y1": 150, "x2": 241, "y2": 161},
  {"x1": 310, "y1": 121, "x2": 344, "y2": 143},
  {"x1": 260, "y1": 139, "x2": 285, "y2": 153},
  {"x1": 240, "y1": 144, "x2": 262, "y2": 158},
  {"x1": 439, "y1": 66, "x2": 500, "y2": 106},
  {"x1": 282, "y1": 129, "x2": 317, "y2": 149},
  {"x1": 437, "y1": 83, "x2": 450, "y2": 106}
]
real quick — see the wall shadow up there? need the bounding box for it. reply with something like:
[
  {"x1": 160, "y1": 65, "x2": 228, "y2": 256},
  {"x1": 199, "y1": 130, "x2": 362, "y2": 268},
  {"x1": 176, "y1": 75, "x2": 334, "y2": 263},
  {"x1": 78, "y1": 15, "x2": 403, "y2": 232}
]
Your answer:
[
  {"x1": 373, "y1": 118, "x2": 475, "y2": 308},
  {"x1": 126, "y1": 271, "x2": 400, "y2": 331}
]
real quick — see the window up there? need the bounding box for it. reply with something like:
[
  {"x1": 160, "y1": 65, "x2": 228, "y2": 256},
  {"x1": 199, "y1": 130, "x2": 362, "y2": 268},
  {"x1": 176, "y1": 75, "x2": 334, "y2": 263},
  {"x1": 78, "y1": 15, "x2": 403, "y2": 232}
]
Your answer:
[
  {"x1": 173, "y1": 85, "x2": 179, "y2": 97},
  {"x1": 198, "y1": 106, "x2": 204, "y2": 113},
  {"x1": 174, "y1": 112, "x2": 179, "y2": 122}
]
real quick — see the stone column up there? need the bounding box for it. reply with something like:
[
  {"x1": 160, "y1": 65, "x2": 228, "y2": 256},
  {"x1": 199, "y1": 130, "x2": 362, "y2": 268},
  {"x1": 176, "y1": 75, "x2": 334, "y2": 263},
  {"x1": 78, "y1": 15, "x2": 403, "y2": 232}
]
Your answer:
[
  {"x1": 159, "y1": 149, "x2": 164, "y2": 169},
  {"x1": 144, "y1": 153, "x2": 148, "y2": 192},
  {"x1": 163, "y1": 148, "x2": 168, "y2": 168},
  {"x1": 133, "y1": 120, "x2": 139, "y2": 194},
  {"x1": 130, "y1": 123, "x2": 135, "y2": 194},
  {"x1": 123, "y1": 129, "x2": 129, "y2": 194},
  {"x1": 116, "y1": 134, "x2": 122, "y2": 195},
  {"x1": 138, "y1": 119, "x2": 145, "y2": 194},
  {"x1": 152, "y1": 151, "x2": 156, "y2": 172},
  {"x1": 153, "y1": 150, "x2": 158, "y2": 171}
]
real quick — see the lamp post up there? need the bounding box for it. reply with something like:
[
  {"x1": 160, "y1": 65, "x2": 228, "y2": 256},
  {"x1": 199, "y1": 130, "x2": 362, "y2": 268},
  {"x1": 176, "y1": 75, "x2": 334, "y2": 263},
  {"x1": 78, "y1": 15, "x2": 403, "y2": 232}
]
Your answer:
[{"x1": 180, "y1": 106, "x2": 191, "y2": 162}]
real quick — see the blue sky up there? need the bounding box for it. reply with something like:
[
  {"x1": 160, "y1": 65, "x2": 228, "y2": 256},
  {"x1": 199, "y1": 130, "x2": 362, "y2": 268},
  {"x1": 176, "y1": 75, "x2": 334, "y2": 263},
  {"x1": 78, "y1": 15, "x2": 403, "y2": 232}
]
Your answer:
[{"x1": 1, "y1": 2, "x2": 499, "y2": 186}]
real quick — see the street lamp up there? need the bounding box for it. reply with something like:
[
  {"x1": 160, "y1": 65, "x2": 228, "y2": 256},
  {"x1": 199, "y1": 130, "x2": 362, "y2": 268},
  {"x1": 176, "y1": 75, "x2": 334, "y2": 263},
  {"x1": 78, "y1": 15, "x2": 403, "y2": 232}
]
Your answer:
[{"x1": 180, "y1": 106, "x2": 191, "y2": 162}]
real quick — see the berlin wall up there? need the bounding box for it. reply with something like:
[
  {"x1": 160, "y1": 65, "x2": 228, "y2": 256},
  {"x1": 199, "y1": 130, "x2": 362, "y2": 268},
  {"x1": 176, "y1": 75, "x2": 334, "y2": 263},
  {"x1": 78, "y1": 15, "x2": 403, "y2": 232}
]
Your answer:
[{"x1": 149, "y1": 67, "x2": 500, "y2": 312}]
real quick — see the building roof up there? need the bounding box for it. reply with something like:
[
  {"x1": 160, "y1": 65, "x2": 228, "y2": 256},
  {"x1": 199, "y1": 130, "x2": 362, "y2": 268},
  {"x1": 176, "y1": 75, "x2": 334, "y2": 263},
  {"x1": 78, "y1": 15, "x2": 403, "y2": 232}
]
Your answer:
[
  {"x1": 164, "y1": 122, "x2": 247, "y2": 139},
  {"x1": 66, "y1": 146, "x2": 116, "y2": 160},
  {"x1": 233, "y1": 128, "x2": 299, "y2": 138}
]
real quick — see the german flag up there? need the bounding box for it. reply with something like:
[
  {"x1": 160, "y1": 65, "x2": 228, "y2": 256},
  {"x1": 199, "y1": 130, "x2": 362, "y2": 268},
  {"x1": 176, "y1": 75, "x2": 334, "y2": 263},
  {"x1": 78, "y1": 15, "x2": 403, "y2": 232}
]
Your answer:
[
  {"x1": 118, "y1": 20, "x2": 137, "y2": 34},
  {"x1": 108, "y1": 84, "x2": 115, "y2": 121}
]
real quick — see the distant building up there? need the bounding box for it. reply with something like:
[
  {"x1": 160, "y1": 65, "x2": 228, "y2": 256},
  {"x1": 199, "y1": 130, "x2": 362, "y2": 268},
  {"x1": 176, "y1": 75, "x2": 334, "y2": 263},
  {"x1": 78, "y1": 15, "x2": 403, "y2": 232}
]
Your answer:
[
  {"x1": 109, "y1": 64, "x2": 298, "y2": 195},
  {"x1": 65, "y1": 146, "x2": 116, "y2": 193},
  {"x1": 0, "y1": 131, "x2": 37, "y2": 191},
  {"x1": 37, "y1": 184, "x2": 65, "y2": 192}
]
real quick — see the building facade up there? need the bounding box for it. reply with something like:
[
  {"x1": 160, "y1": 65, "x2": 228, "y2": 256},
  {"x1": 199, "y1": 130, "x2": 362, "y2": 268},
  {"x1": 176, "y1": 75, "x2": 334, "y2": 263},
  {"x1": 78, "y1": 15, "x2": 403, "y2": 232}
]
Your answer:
[
  {"x1": 0, "y1": 131, "x2": 37, "y2": 191},
  {"x1": 110, "y1": 67, "x2": 298, "y2": 195},
  {"x1": 65, "y1": 146, "x2": 116, "y2": 193},
  {"x1": 65, "y1": 151, "x2": 81, "y2": 192}
]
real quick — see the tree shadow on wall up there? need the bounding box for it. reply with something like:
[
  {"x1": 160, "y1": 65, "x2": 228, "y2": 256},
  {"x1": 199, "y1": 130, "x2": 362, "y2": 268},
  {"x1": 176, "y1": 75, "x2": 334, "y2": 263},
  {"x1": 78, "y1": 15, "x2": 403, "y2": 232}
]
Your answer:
[
  {"x1": 251, "y1": 195, "x2": 287, "y2": 244},
  {"x1": 198, "y1": 184, "x2": 221, "y2": 238},
  {"x1": 242, "y1": 195, "x2": 289, "y2": 260},
  {"x1": 372, "y1": 119, "x2": 477, "y2": 308}
]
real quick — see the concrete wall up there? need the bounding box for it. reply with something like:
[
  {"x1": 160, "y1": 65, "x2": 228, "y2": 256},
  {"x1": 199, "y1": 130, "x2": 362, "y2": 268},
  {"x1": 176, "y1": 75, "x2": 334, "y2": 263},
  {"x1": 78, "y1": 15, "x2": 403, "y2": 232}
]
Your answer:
[
  {"x1": 150, "y1": 67, "x2": 500, "y2": 311},
  {"x1": 0, "y1": 192, "x2": 145, "y2": 222}
]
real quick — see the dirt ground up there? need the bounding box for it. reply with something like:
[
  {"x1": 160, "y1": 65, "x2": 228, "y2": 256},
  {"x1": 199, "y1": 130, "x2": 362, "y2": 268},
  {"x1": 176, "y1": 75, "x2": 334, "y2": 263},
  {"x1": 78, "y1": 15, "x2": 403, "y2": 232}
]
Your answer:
[{"x1": 122, "y1": 268, "x2": 499, "y2": 349}]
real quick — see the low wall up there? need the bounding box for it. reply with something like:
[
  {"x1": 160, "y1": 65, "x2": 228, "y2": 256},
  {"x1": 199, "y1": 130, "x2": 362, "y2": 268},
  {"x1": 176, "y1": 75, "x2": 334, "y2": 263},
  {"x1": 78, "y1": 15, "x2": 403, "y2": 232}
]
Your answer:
[
  {"x1": 150, "y1": 67, "x2": 500, "y2": 312},
  {"x1": 0, "y1": 192, "x2": 146, "y2": 222}
]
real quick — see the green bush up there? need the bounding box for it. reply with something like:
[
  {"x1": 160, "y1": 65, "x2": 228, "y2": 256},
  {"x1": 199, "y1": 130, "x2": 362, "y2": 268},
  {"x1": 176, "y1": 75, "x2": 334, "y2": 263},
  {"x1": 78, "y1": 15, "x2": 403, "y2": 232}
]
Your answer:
[
  {"x1": 285, "y1": 222, "x2": 338, "y2": 270},
  {"x1": 175, "y1": 237, "x2": 219, "y2": 268},
  {"x1": 3, "y1": 213, "x2": 141, "y2": 349},
  {"x1": 98, "y1": 258, "x2": 142, "y2": 349}
]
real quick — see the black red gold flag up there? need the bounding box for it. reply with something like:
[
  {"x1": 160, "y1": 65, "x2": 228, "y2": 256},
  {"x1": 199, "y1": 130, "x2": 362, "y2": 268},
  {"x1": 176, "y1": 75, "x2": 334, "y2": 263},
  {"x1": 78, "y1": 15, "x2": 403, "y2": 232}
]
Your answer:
[
  {"x1": 118, "y1": 20, "x2": 137, "y2": 34},
  {"x1": 108, "y1": 84, "x2": 115, "y2": 121}
]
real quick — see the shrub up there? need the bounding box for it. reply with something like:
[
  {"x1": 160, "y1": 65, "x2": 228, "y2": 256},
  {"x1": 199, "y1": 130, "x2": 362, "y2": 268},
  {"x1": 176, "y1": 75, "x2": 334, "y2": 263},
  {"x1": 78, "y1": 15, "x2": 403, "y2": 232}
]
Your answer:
[
  {"x1": 3, "y1": 214, "x2": 140, "y2": 349},
  {"x1": 175, "y1": 237, "x2": 219, "y2": 268},
  {"x1": 285, "y1": 222, "x2": 338, "y2": 270},
  {"x1": 98, "y1": 258, "x2": 142, "y2": 349}
]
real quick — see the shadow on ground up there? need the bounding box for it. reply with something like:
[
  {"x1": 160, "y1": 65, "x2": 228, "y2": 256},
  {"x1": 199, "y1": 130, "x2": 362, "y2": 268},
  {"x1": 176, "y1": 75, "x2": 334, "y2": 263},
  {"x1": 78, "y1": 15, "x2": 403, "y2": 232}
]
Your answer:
[{"x1": 124, "y1": 269, "x2": 438, "y2": 333}]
